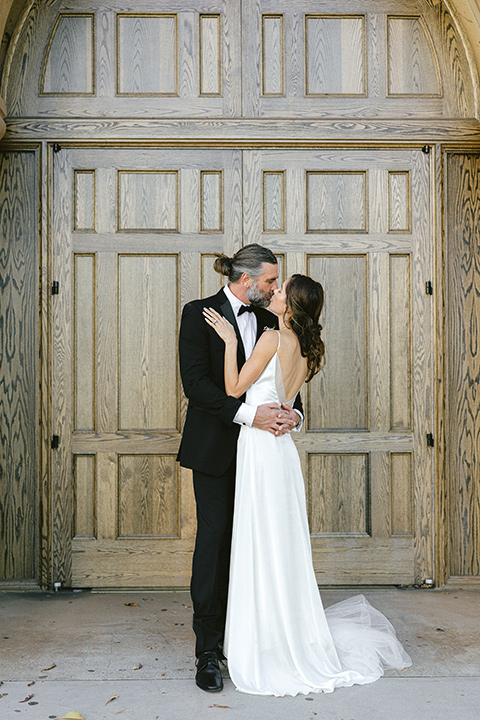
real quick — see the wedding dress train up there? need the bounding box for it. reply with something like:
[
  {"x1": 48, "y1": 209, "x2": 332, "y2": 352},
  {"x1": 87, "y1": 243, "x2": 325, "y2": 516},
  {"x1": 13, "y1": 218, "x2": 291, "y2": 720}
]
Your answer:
[{"x1": 224, "y1": 334, "x2": 412, "y2": 696}]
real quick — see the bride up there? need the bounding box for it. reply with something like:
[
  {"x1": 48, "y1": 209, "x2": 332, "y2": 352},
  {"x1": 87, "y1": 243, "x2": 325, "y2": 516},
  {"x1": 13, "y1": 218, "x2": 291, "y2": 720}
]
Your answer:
[{"x1": 203, "y1": 274, "x2": 412, "y2": 697}]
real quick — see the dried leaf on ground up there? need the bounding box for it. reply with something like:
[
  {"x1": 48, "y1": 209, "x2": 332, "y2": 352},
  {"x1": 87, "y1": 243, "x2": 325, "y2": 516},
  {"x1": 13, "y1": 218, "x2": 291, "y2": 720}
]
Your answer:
[
  {"x1": 106, "y1": 695, "x2": 119, "y2": 705},
  {"x1": 131, "y1": 663, "x2": 143, "y2": 670},
  {"x1": 43, "y1": 663, "x2": 57, "y2": 671},
  {"x1": 56, "y1": 713, "x2": 85, "y2": 720},
  {"x1": 124, "y1": 603, "x2": 138, "y2": 606},
  {"x1": 209, "y1": 704, "x2": 230, "y2": 709},
  {"x1": 115, "y1": 709, "x2": 132, "y2": 715},
  {"x1": 28, "y1": 681, "x2": 35, "y2": 686},
  {"x1": 19, "y1": 694, "x2": 34, "y2": 703}
]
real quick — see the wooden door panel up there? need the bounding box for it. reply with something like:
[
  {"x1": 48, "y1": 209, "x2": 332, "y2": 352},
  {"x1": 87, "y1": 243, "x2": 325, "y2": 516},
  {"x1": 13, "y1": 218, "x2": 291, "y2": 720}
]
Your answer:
[
  {"x1": 118, "y1": 255, "x2": 178, "y2": 431},
  {"x1": 53, "y1": 147, "x2": 242, "y2": 587},
  {"x1": 53, "y1": 145, "x2": 432, "y2": 587},
  {"x1": 243, "y1": 147, "x2": 433, "y2": 584},
  {"x1": 308, "y1": 254, "x2": 368, "y2": 431}
]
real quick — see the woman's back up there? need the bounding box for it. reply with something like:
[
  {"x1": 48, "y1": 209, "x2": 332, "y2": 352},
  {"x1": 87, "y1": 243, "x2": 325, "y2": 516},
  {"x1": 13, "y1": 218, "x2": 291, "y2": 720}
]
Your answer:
[
  {"x1": 245, "y1": 329, "x2": 307, "y2": 408},
  {"x1": 276, "y1": 329, "x2": 308, "y2": 403}
]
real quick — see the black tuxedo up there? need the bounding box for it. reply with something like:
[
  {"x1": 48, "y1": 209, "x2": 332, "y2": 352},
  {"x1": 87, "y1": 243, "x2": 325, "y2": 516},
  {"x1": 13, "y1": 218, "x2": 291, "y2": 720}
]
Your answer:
[{"x1": 177, "y1": 287, "x2": 303, "y2": 656}]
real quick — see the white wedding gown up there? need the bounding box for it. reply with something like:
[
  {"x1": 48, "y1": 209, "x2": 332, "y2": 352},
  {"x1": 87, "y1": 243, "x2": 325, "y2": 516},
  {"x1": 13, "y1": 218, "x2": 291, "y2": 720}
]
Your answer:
[{"x1": 224, "y1": 334, "x2": 412, "y2": 696}]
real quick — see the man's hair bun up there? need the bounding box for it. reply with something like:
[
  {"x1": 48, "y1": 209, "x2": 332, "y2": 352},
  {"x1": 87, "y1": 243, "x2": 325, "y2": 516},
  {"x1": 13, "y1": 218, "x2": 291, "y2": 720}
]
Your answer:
[{"x1": 213, "y1": 253, "x2": 233, "y2": 276}]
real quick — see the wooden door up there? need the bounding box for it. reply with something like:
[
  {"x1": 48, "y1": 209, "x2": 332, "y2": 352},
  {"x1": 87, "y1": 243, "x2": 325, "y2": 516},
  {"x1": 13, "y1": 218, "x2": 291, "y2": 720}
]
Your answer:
[
  {"x1": 243, "y1": 148, "x2": 433, "y2": 584},
  {"x1": 52, "y1": 146, "x2": 241, "y2": 588}
]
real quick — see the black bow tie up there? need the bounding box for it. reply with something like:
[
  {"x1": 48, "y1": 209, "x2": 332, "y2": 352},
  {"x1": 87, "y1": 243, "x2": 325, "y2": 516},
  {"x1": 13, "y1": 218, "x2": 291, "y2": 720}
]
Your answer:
[{"x1": 238, "y1": 304, "x2": 255, "y2": 316}]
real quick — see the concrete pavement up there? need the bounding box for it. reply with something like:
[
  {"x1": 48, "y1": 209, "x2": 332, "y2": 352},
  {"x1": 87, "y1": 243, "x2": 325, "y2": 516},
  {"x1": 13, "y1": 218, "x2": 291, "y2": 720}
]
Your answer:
[{"x1": 0, "y1": 587, "x2": 479, "y2": 720}]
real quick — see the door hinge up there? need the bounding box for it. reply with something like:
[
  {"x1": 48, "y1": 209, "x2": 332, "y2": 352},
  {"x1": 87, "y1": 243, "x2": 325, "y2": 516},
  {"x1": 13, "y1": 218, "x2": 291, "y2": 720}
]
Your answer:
[
  {"x1": 426, "y1": 433, "x2": 434, "y2": 448},
  {"x1": 422, "y1": 145, "x2": 430, "y2": 154},
  {"x1": 53, "y1": 143, "x2": 62, "y2": 153},
  {"x1": 425, "y1": 281, "x2": 433, "y2": 295},
  {"x1": 51, "y1": 281, "x2": 59, "y2": 295},
  {"x1": 51, "y1": 434, "x2": 60, "y2": 449}
]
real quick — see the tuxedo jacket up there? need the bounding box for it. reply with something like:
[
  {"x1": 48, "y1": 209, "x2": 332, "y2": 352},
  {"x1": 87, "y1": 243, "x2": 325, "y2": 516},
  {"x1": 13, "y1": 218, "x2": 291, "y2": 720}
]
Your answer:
[{"x1": 177, "y1": 287, "x2": 303, "y2": 477}]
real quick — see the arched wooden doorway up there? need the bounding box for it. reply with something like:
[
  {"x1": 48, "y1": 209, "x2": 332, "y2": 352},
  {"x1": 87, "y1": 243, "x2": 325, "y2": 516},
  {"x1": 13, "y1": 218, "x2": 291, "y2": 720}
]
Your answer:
[{"x1": 1, "y1": 0, "x2": 479, "y2": 590}]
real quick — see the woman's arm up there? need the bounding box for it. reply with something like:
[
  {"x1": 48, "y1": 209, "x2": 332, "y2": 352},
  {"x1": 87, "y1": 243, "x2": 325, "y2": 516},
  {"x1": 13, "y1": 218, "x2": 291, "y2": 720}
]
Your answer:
[
  {"x1": 203, "y1": 308, "x2": 278, "y2": 398},
  {"x1": 179, "y1": 303, "x2": 242, "y2": 424}
]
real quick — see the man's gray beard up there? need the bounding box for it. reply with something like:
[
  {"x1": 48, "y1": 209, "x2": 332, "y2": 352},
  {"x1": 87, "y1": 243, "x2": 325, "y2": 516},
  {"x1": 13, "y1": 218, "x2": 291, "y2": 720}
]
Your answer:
[{"x1": 246, "y1": 280, "x2": 271, "y2": 309}]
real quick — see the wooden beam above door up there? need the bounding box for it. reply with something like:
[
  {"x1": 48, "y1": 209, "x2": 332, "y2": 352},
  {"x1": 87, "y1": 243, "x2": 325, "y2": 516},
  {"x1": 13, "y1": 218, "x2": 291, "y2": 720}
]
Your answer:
[{"x1": 4, "y1": 118, "x2": 480, "y2": 144}]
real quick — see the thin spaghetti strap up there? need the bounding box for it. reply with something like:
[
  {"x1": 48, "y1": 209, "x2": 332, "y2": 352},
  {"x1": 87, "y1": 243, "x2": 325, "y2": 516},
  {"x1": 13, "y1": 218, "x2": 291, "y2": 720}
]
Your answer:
[{"x1": 275, "y1": 329, "x2": 281, "y2": 351}]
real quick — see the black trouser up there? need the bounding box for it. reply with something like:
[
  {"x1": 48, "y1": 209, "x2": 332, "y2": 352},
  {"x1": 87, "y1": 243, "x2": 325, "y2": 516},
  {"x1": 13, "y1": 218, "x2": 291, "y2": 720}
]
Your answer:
[{"x1": 191, "y1": 457, "x2": 236, "y2": 658}]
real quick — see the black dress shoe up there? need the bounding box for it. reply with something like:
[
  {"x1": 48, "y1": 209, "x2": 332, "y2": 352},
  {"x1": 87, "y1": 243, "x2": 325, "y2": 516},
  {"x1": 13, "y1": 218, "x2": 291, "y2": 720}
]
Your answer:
[{"x1": 195, "y1": 651, "x2": 223, "y2": 692}]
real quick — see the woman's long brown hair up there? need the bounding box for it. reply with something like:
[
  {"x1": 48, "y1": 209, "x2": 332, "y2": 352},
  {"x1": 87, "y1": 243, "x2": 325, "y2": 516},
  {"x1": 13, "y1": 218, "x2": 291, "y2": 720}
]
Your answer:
[{"x1": 285, "y1": 274, "x2": 325, "y2": 382}]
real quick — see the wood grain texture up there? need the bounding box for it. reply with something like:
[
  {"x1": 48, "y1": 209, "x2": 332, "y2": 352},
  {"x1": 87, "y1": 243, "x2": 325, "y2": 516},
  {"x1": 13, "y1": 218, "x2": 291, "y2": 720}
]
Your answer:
[
  {"x1": 74, "y1": 170, "x2": 95, "y2": 231},
  {"x1": 308, "y1": 453, "x2": 369, "y2": 536},
  {"x1": 117, "y1": 14, "x2": 177, "y2": 95},
  {"x1": 263, "y1": 170, "x2": 285, "y2": 231},
  {"x1": 201, "y1": 253, "x2": 224, "y2": 297},
  {"x1": 118, "y1": 254, "x2": 178, "y2": 431},
  {"x1": 200, "y1": 14, "x2": 222, "y2": 95},
  {"x1": 387, "y1": 15, "x2": 440, "y2": 95},
  {"x1": 311, "y1": 537, "x2": 413, "y2": 585},
  {"x1": 72, "y1": 536, "x2": 195, "y2": 587},
  {"x1": 308, "y1": 254, "x2": 367, "y2": 431},
  {"x1": 118, "y1": 171, "x2": 178, "y2": 231},
  {"x1": 445, "y1": 153, "x2": 480, "y2": 577},
  {"x1": 74, "y1": 254, "x2": 95, "y2": 431},
  {"x1": 369, "y1": 253, "x2": 390, "y2": 432},
  {"x1": 242, "y1": 146, "x2": 431, "y2": 584},
  {"x1": 391, "y1": 452, "x2": 413, "y2": 536},
  {"x1": 41, "y1": 14, "x2": 94, "y2": 95},
  {"x1": 54, "y1": 147, "x2": 243, "y2": 587},
  {"x1": 389, "y1": 171, "x2": 410, "y2": 232},
  {"x1": 0, "y1": 150, "x2": 38, "y2": 580},
  {"x1": 2, "y1": 0, "x2": 475, "y2": 119},
  {"x1": 410, "y1": 148, "x2": 434, "y2": 583},
  {"x1": 390, "y1": 254, "x2": 412, "y2": 430},
  {"x1": 117, "y1": 455, "x2": 179, "y2": 538},
  {"x1": 305, "y1": 15, "x2": 365, "y2": 95},
  {"x1": 200, "y1": 170, "x2": 223, "y2": 231},
  {"x1": 4, "y1": 1, "x2": 242, "y2": 117},
  {"x1": 73, "y1": 454, "x2": 96, "y2": 539},
  {"x1": 241, "y1": 0, "x2": 473, "y2": 118},
  {"x1": 306, "y1": 172, "x2": 367, "y2": 232},
  {"x1": 0, "y1": 0, "x2": 456, "y2": 588},
  {"x1": 5, "y1": 119, "x2": 480, "y2": 143},
  {"x1": 52, "y1": 146, "x2": 74, "y2": 586},
  {"x1": 262, "y1": 14, "x2": 284, "y2": 95}
]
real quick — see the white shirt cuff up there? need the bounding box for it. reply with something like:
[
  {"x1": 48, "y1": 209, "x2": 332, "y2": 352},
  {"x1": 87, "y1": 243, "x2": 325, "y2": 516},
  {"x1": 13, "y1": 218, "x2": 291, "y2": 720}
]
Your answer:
[
  {"x1": 292, "y1": 409, "x2": 303, "y2": 432},
  {"x1": 233, "y1": 403, "x2": 257, "y2": 427}
]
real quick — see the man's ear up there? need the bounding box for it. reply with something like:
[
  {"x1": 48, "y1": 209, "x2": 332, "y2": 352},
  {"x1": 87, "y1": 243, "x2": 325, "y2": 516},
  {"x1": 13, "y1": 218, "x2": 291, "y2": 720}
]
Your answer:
[{"x1": 241, "y1": 272, "x2": 252, "y2": 289}]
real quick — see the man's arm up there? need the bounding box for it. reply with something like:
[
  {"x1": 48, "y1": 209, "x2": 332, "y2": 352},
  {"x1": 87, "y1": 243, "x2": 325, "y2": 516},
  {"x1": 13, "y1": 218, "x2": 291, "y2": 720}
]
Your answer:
[
  {"x1": 179, "y1": 303, "x2": 242, "y2": 425},
  {"x1": 291, "y1": 393, "x2": 304, "y2": 431}
]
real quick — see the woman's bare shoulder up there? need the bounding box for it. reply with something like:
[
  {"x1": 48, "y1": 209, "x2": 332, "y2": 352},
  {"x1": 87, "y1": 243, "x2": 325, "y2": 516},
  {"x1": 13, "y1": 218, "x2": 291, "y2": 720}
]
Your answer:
[{"x1": 259, "y1": 328, "x2": 280, "y2": 344}]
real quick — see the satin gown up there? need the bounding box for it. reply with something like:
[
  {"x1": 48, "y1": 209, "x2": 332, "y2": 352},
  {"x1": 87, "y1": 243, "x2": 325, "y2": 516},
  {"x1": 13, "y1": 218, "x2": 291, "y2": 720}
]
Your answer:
[{"x1": 224, "y1": 334, "x2": 412, "y2": 696}]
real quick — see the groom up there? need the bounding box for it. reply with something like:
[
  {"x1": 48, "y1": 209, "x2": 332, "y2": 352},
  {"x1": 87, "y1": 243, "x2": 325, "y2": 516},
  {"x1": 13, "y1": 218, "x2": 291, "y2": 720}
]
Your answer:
[{"x1": 177, "y1": 244, "x2": 303, "y2": 692}]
